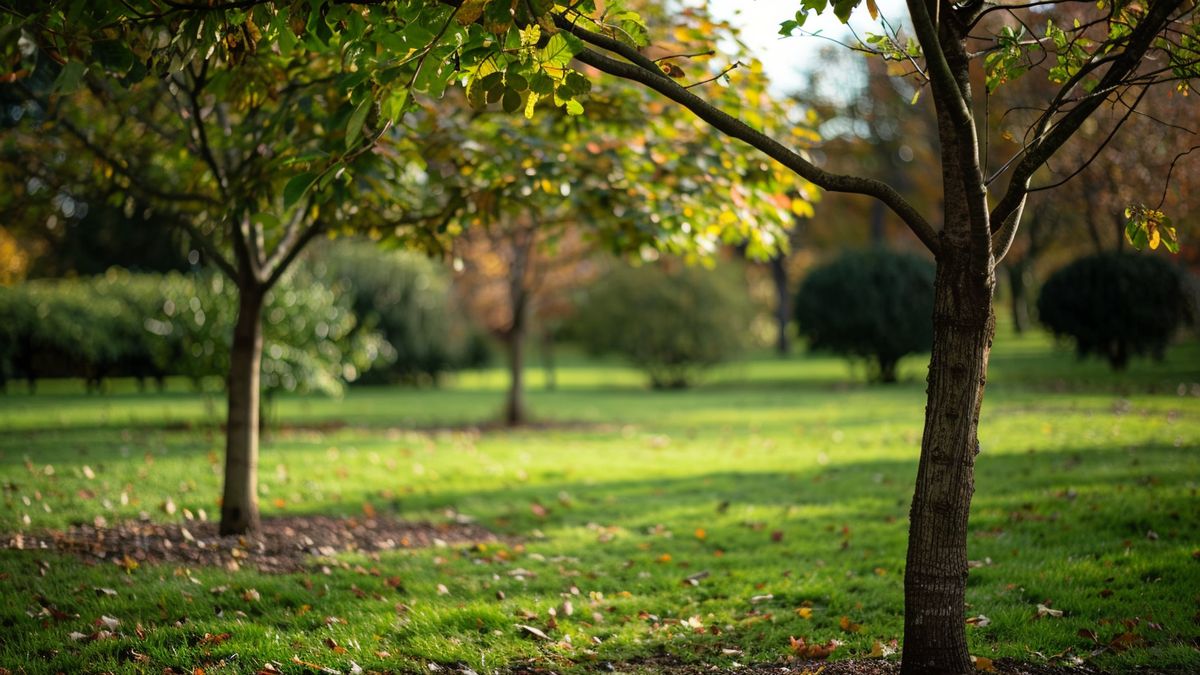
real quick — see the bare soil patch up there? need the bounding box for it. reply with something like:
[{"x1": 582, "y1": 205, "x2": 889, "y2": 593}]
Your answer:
[{"x1": 3, "y1": 515, "x2": 498, "y2": 573}]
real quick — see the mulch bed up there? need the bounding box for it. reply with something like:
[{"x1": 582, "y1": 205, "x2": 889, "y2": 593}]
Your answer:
[{"x1": 2, "y1": 515, "x2": 499, "y2": 573}]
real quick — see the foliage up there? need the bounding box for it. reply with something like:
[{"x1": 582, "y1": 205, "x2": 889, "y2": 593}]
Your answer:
[
  {"x1": 0, "y1": 271, "x2": 387, "y2": 395},
  {"x1": 316, "y1": 240, "x2": 488, "y2": 384},
  {"x1": 1037, "y1": 252, "x2": 1190, "y2": 370},
  {"x1": 794, "y1": 249, "x2": 935, "y2": 383},
  {"x1": 573, "y1": 262, "x2": 749, "y2": 388}
]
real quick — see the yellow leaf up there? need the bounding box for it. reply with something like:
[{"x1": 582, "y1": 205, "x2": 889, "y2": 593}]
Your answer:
[
  {"x1": 795, "y1": 607, "x2": 813, "y2": 619},
  {"x1": 791, "y1": 198, "x2": 814, "y2": 218},
  {"x1": 1148, "y1": 225, "x2": 1161, "y2": 249},
  {"x1": 866, "y1": 0, "x2": 880, "y2": 20}
]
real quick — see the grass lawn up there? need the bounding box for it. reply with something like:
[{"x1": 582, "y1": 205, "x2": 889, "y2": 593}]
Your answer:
[{"x1": 1, "y1": 327, "x2": 1198, "y2": 674}]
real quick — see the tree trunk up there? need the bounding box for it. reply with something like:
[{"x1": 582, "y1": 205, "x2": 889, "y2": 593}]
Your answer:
[
  {"x1": 541, "y1": 327, "x2": 557, "y2": 391},
  {"x1": 1006, "y1": 262, "x2": 1030, "y2": 335},
  {"x1": 219, "y1": 285, "x2": 264, "y2": 535},
  {"x1": 769, "y1": 254, "x2": 791, "y2": 356},
  {"x1": 504, "y1": 323, "x2": 527, "y2": 426},
  {"x1": 901, "y1": 250, "x2": 995, "y2": 675}
]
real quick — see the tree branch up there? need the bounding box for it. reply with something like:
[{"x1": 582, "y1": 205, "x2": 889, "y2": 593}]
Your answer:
[
  {"x1": 565, "y1": 42, "x2": 940, "y2": 254},
  {"x1": 989, "y1": 0, "x2": 1186, "y2": 232}
]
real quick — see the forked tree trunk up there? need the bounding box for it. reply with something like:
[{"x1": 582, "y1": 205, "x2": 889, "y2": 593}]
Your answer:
[
  {"x1": 901, "y1": 247, "x2": 996, "y2": 674},
  {"x1": 219, "y1": 285, "x2": 264, "y2": 535}
]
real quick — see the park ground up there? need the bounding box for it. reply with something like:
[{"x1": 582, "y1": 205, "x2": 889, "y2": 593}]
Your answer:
[{"x1": 0, "y1": 326, "x2": 1198, "y2": 674}]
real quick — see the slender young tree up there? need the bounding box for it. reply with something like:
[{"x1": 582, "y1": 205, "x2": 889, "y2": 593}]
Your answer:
[{"x1": 2, "y1": 9, "x2": 459, "y2": 534}]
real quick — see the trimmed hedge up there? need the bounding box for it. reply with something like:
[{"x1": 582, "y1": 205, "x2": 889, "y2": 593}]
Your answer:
[
  {"x1": 1037, "y1": 252, "x2": 1189, "y2": 370},
  {"x1": 794, "y1": 249, "x2": 935, "y2": 383}
]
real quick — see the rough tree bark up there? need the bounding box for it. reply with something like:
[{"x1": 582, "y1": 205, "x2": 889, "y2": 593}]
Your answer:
[{"x1": 219, "y1": 282, "x2": 265, "y2": 535}]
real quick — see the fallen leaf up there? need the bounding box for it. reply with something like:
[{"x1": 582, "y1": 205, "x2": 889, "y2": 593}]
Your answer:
[
  {"x1": 199, "y1": 632, "x2": 232, "y2": 647},
  {"x1": 242, "y1": 588, "x2": 261, "y2": 602},
  {"x1": 788, "y1": 635, "x2": 840, "y2": 659},
  {"x1": 94, "y1": 587, "x2": 118, "y2": 597},
  {"x1": 1036, "y1": 603, "x2": 1063, "y2": 618},
  {"x1": 839, "y1": 615, "x2": 862, "y2": 633},
  {"x1": 517, "y1": 624, "x2": 551, "y2": 640},
  {"x1": 966, "y1": 614, "x2": 991, "y2": 627},
  {"x1": 795, "y1": 607, "x2": 813, "y2": 619},
  {"x1": 972, "y1": 655, "x2": 996, "y2": 672},
  {"x1": 324, "y1": 637, "x2": 347, "y2": 654},
  {"x1": 98, "y1": 615, "x2": 121, "y2": 630}
]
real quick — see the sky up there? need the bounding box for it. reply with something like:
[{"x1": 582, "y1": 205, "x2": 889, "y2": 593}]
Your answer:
[{"x1": 705, "y1": 0, "x2": 909, "y2": 93}]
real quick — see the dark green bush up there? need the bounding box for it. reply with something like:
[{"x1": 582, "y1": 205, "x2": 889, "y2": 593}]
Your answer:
[
  {"x1": 574, "y1": 262, "x2": 749, "y2": 388},
  {"x1": 316, "y1": 240, "x2": 489, "y2": 384},
  {"x1": 794, "y1": 248, "x2": 935, "y2": 383},
  {"x1": 1037, "y1": 252, "x2": 1189, "y2": 370}
]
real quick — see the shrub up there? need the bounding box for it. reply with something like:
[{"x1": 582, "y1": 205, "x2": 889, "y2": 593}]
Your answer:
[
  {"x1": 1037, "y1": 252, "x2": 1189, "y2": 370},
  {"x1": 794, "y1": 248, "x2": 935, "y2": 383},
  {"x1": 0, "y1": 270, "x2": 390, "y2": 395},
  {"x1": 316, "y1": 240, "x2": 489, "y2": 384},
  {"x1": 574, "y1": 262, "x2": 749, "y2": 388}
]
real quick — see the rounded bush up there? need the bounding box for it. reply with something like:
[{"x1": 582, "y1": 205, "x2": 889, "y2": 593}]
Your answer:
[
  {"x1": 1037, "y1": 252, "x2": 1188, "y2": 370},
  {"x1": 574, "y1": 262, "x2": 749, "y2": 389},
  {"x1": 794, "y1": 248, "x2": 935, "y2": 383}
]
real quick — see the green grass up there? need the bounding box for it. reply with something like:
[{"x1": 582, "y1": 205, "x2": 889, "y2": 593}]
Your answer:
[{"x1": 1, "y1": 327, "x2": 1199, "y2": 673}]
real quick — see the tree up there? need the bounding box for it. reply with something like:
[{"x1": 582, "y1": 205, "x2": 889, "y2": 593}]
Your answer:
[
  {"x1": 382, "y1": 2, "x2": 1193, "y2": 672},
  {"x1": 7, "y1": 1, "x2": 1197, "y2": 671},
  {"x1": 2, "y1": 6, "x2": 460, "y2": 535}
]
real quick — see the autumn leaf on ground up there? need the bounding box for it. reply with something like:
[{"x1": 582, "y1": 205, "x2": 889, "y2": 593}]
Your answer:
[
  {"x1": 839, "y1": 615, "x2": 862, "y2": 633},
  {"x1": 869, "y1": 639, "x2": 897, "y2": 657},
  {"x1": 324, "y1": 637, "x2": 347, "y2": 654},
  {"x1": 682, "y1": 570, "x2": 710, "y2": 586},
  {"x1": 966, "y1": 614, "x2": 991, "y2": 627},
  {"x1": 795, "y1": 607, "x2": 813, "y2": 619},
  {"x1": 517, "y1": 624, "x2": 551, "y2": 640},
  {"x1": 972, "y1": 655, "x2": 996, "y2": 672},
  {"x1": 1035, "y1": 603, "x2": 1063, "y2": 618},
  {"x1": 788, "y1": 635, "x2": 840, "y2": 659},
  {"x1": 530, "y1": 502, "x2": 548, "y2": 518},
  {"x1": 199, "y1": 632, "x2": 232, "y2": 647}
]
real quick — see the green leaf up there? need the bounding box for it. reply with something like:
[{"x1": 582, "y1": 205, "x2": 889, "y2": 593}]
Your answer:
[
  {"x1": 283, "y1": 172, "x2": 319, "y2": 209},
  {"x1": 501, "y1": 88, "x2": 522, "y2": 113},
  {"x1": 53, "y1": 61, "x2": 87, "y2": 94},
  {"x1": 540, "y1": 34, "x2": 576, "y2": 69},
  {"x1": 345, "y1": 98, "x2": 372, "y2": 149}
]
